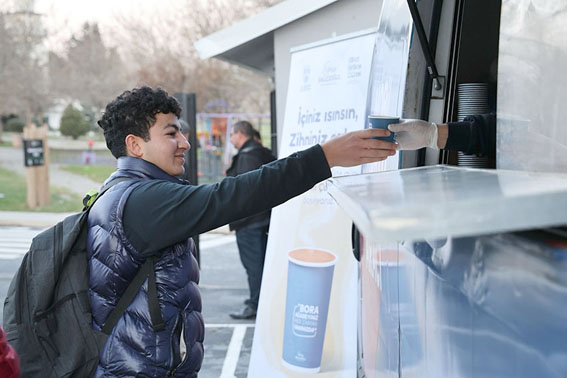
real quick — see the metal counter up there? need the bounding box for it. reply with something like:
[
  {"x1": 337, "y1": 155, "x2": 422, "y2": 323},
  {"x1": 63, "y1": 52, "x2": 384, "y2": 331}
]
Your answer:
[{"x1": 328, "y1": 166, "x2": 567, "y2": 377}]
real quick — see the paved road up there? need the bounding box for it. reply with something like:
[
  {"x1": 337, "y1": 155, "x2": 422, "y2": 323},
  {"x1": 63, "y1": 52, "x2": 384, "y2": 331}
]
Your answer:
[{"x1": 0, "y1": 226, "x2": 255, "y2": 378}]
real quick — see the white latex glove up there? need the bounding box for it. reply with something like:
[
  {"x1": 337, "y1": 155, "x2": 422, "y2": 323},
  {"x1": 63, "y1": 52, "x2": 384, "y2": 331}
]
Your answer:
[{"x1": 388, "y1": 119, "x2": 439, "y2": 150}]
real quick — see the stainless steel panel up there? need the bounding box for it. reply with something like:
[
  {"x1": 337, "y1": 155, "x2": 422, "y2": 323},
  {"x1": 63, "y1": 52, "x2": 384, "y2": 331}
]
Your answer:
[
  {"x1": 360, "y1": 232, "x2": 567, "y2": 377},
  {"x1": 498, "y1": 0, "x2": 567, "y2": 172}
]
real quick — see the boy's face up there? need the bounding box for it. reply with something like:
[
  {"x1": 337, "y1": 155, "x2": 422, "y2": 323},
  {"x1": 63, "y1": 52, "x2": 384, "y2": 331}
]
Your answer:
[{"x1": 139, "y1": 113, "x2": 190, "y2": 176}]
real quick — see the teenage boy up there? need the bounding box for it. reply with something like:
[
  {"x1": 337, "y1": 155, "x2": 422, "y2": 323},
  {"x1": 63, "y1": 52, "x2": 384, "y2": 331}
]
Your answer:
[{"x1": 89, "y1": 86, "x2": 396, "y2": 377}]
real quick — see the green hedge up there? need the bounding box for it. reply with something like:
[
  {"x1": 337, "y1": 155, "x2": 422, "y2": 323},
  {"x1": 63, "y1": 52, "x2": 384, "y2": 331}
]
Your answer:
[{"x1": 4, "y1": 118, "x2": 25, "y2": 133}]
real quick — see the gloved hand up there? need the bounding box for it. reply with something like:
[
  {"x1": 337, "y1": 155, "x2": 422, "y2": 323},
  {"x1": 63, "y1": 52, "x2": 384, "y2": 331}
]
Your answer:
[{"x1": 388, "y1": 119, "x2": 439, "y2": 150}]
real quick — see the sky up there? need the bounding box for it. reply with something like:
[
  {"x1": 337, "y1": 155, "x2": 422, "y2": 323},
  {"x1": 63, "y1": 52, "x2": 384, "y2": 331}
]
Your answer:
[
  {"x1": 34, "y1": 0, "x2": 161, "y2": 28},
  {"x1": 2, "y1": 0, "x2": 257, "y2": 53},
  {"x1": 30, "y1": 0, "x2": 176, "y2": 51}
]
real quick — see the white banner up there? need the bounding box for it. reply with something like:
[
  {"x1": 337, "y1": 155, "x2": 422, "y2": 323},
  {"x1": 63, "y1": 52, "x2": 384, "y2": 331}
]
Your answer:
[{"x1": 248, "y1": 30, "x2": 376, "y2": 377}]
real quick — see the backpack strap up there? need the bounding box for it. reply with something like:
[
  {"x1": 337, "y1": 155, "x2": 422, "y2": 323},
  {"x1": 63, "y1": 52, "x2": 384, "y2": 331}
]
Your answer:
[
  {"x1": 101, "y1": 256, "x2": 164, "y2": 334},
  {"x1": 82, "y1": 177, "x2": 130, "y2": 211}
]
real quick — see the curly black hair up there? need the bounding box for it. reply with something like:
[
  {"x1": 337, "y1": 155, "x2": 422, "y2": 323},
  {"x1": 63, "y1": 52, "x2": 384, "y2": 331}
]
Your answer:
[{"x1": 98, "y1": 86, "x2": 182, "y2": 158}]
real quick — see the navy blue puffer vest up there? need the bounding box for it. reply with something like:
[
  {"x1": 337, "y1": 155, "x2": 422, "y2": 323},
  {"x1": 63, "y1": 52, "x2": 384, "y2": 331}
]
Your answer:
[{"x1": 87, "y1": 157, "x2": 203, "y2": 377}]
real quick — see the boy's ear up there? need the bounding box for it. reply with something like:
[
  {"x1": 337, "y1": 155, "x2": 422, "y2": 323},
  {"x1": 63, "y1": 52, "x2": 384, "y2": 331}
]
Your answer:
[{"x1": 125, "y1": 134, "x2": 144, "y2": 157}]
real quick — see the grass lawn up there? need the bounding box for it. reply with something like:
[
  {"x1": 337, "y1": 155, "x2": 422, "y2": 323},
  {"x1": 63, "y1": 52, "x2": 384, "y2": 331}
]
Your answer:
[
  {"x1": 0, "y1": 134, "x2": 16, "y2": 147},
  {"x1": 61, "y1": 165, "x2": 116, "y2": 183},
  {"x1": 0, "y1": 167, "x2": 83, "y2": 212}
]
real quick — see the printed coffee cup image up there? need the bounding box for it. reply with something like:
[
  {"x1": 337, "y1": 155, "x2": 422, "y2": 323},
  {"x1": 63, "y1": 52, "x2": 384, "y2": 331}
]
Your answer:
[
  {"x1": 368, "y1": 115, "x2": 399, "y2": 143},
  {"x1": 282, "y1": 248, "x2": 337, "y2": 373}
]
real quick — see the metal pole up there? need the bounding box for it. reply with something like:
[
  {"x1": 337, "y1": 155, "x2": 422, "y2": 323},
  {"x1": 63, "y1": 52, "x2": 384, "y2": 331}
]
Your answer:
[
  {"x1": 407, "y1": 0, "x2": 442, "y2": 90},
  {"x1": 174, "y1": 92, "x2": 200, "y2": 265}
]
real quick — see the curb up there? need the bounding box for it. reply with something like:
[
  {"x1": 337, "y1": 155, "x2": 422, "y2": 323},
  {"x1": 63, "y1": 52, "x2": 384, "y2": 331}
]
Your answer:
[
  {"x1": 0, "y1": 211, "x2": 74, "y2": 228},
  {"x1": 0, "y1": 211, "x2": 234, "y2": 234}
]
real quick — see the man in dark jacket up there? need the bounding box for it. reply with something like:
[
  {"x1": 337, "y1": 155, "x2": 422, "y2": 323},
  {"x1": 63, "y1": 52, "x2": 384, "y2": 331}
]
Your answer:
[
  {"x1": 90, "y1": 86, "x2": 397, "y2": 377},
  {"x1": 226, "y1": 121, "x2": 276, "y2": 319}
]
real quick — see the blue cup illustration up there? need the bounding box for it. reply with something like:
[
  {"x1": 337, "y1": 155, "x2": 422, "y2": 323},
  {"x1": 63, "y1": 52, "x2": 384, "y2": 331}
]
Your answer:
[
  {"x1": 368, "y1": 115, "x2": 399, "y2": 143},
  {"x1": 282, "y1": 248, "x2": 337, "y2": 373}
]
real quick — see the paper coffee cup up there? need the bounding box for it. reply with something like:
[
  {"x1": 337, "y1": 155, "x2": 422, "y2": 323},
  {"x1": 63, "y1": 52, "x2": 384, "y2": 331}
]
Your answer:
[
  {"x1": 368, "y1": 115, "x2": 399, "y2": 143},
  {"x1": 282, "y1": 248, "x2": 337, "y2": 373}
]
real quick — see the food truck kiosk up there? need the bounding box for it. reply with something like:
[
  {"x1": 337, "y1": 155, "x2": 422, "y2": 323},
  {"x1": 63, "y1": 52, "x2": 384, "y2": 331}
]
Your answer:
[
  {"x1": 196, "y1": 0, "x2": 567, "y2": 375},
  {"x1": 327, "y1": 0, "x2": 567, "y2": 376}
]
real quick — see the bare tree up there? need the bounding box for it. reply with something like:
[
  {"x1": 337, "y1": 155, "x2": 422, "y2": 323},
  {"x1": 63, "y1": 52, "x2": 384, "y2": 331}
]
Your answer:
[
  {"x1": 0, "y1": 10, "x2": 50, "y2": 124},
  {"x1": 49, "y1": 23, "x2": 134, "y2": 122},
  {"x1": 109, "y1": 0, "x2": 283, "y2": 113}
]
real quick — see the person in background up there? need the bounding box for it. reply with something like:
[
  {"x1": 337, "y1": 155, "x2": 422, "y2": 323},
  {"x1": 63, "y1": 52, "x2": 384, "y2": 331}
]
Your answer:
[
  {"x1": 389, "y1": 113, "x2": 496, "y2": 157},
  {"x1": 226, "y1": 120, "x2": 276, "y2": 319},
  {"x1": 180, "y1": 119, "x2": 190, "y2": 141},
  {"x1": 89, "y1": 86, "x2": 397, "y2": 377},
  {"x1": 252, "y1": 128, "x2": 263, "y2": 144},
  {"x1": 0, "y1": 326, "x2": 20, "y2": 378}
]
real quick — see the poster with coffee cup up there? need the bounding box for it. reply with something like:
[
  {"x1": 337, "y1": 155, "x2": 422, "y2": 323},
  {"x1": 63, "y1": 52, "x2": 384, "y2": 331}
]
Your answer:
[{"x1": 248, "y1": 30, "x2": 376, "y2": 377}]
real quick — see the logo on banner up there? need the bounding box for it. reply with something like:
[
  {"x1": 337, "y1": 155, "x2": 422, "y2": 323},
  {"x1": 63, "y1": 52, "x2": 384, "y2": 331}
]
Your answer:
[
  {"x1": 300, "y1": 65, "x2": 312, "y2": 92},
  {"x1": 348, "y1": 56, "x2": 363, "y2": 80},
  {"x1": 318, "y1": 61, "x2": 340, "y2": 86},
  {"x1": 292, "y1": 303, "x2": 319, "y2": 338}
]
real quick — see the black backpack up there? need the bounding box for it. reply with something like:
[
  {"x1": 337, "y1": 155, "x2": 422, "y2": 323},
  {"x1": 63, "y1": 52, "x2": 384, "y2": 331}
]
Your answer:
[{"x1": 2, "y1": 178, "x2": 164, "y2": 377}]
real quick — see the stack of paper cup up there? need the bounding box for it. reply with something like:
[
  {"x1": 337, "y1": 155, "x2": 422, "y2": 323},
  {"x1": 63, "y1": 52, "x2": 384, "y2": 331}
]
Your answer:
[{"x1": 457, "y1": 83, "x2": 490, "y2": 168}]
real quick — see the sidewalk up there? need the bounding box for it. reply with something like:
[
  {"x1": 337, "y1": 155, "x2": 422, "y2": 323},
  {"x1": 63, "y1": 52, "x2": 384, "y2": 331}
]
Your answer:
[
  {"x1": 49, "y1": 138, "x2": 108, "y2": 151},
  {"x1": 0, "y1": 211, "x2": 73, "y2": 227},
  {"x1": 0, "y1": 210, "x2": 231, "y2": 233}
]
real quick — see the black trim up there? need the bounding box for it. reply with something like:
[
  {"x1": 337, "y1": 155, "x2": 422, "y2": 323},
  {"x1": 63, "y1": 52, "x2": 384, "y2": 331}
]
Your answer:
[
  {"x1": 270, "y1": 90, "x2": 277, "y2": 158},
  {"x1": 174, "y1": 92, "x2": 201, "y2": 265},
  {"x1": 407, "y1": 0, "x2": 443, "y2": 91},
  {"x1": 351, "y1": 223, "x2": 361, "y2": 262},
  {"x1": 415, "y1": 0, "x2": 445, "y2": 166},
  {"x1": 147, "y1": 257, "x2": 165, "y2": 332},
  {"x1": 441, "y1": 0, "x2": 466, "y2": 164}
]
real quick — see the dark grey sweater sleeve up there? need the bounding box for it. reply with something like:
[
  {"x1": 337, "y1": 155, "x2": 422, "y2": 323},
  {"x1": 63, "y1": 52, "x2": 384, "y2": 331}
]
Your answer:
[
  {"x1": 123, "y1": 145, "x2": 331, "y2": 256},
  {"x1": 446, "y1": 113, "x2": 496, "y2": 158}
]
